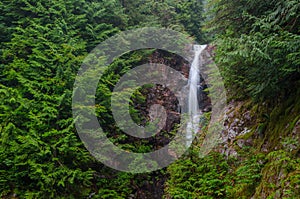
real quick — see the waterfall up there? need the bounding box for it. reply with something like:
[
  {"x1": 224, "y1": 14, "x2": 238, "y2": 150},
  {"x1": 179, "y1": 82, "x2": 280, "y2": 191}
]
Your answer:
[{"x1": 186, "y1": 44, "x2": 207, "y2": 146}]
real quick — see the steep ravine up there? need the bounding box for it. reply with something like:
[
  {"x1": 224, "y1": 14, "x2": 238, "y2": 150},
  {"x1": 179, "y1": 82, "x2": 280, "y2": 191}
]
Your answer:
[
  {"x1": 164, "y1": 46, "x2": 300, "y2": 198},
  {"x1": 216, "y1": 92, "x2": 300, "y2": 198},
  {"x1": 203, "y1": 46, "x2": 300, "y2": 198},
  {"x1": 131, "y1": 47, "x2": 300, "y2": 198}
]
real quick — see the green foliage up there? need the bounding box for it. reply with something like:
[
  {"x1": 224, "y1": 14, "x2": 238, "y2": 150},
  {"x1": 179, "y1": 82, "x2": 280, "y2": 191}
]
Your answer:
[
  {"x1": 213, "y1": 30, "x2": 300, "y2": 101},
  {"x1": 1, "y1": 0, "x2": 207, "y2": 197},
  {"x1": 226, "y1": 150, "x2": 265, "y2": 198},
  {"x1": 121, "y1": 0, "x2": 207, "y2": 43},
  {"x1": 0, "y1": 0, "x2": 129, "y2": 197},
  {"x1": 206, "y1": 0, "x2": 300, "y2": 101},
  {"x1": 175, "y1": 0, "x2": 206, "y2": 42},
  {"x1": 165, "y1": 146, "x2": 267, "y2": 199},
  {"x1": 164, "y1": 0, "x2": 300, "y2": 198},
  {"x1": 4, "y1": 0, "x2": 299, "y2": 198},
  {"x1": 166, "y1": 150, "x2": 230, "y2": 198},
  {"x1": 254, "y1": 150, "x2": 300, "y2": 198}
]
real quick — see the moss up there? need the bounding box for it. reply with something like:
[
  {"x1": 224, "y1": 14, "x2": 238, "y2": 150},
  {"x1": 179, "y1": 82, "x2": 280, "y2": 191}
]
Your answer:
[
  {"x1": 165, "y1": 85, "x2": 300, "y2": 198},
  {"x1": 288, "y1": 115, "x2": 300, "y2": 132},
  {"x1": 254, "y1": 149, "x2": 300, "y2": 198},
  {"x1": 236, "y1": 130, "x2": 254, "y2": 140},
  {"x1": 225, "y1": 89, "x2": 300, "y2": 198},
  {"x1": 260, "y1": 93, "x2": 300, "y2": 152}
]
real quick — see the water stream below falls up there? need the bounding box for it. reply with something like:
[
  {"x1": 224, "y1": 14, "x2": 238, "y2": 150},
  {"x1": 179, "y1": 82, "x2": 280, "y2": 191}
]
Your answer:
[{"x1": 186, "y1": 44, "x2": 207, "y2": 146}]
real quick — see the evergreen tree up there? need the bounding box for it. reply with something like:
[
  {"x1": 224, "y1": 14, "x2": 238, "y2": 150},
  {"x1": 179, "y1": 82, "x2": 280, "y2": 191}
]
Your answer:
[
  {"x1": 0, "y1": 0, "x2": 125, "y2": 197},
  {"x1": 206, "y1": 0, "x2": 300, "y2": 101}
]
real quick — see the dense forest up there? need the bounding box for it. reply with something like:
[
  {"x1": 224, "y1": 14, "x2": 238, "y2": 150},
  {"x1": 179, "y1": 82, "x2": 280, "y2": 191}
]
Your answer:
[{"x1": 0, "y1": 0, "x2": 299, "y2": 198}]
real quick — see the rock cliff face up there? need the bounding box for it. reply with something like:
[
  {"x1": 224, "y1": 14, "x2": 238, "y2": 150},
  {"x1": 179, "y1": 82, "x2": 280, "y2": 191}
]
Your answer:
[
  {"x1": 131, "y1": 48, "x2": 300, "y2": 199},
  {"x1": 131, "y1": 49, "x2": 212, "y2": 146},
  {"x1": 217, "y1": 100, "x2": 254, "y2": 157},
  {"x1": 129, "y1": 48, "x2": 213, "y2": 198},
  {"x1": 185, "y1": 45, "x2": 299, "y2": 198},
  {"x1": 214, "y1": 95, "x2": 300, "y2": 198}
]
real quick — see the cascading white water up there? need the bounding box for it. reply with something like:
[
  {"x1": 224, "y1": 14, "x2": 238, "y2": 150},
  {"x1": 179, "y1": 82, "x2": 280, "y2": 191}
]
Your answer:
[{"x1": 186, "y1": 44, "x2": 207, "y2": 146}]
